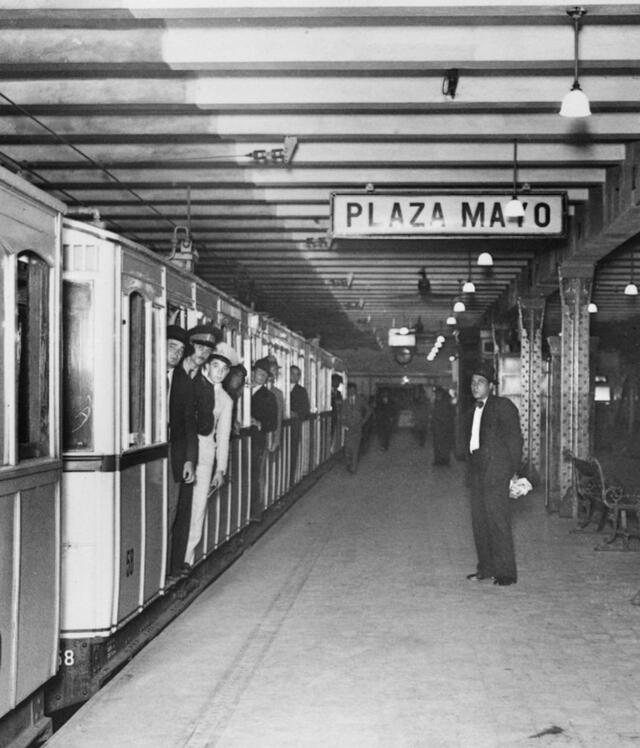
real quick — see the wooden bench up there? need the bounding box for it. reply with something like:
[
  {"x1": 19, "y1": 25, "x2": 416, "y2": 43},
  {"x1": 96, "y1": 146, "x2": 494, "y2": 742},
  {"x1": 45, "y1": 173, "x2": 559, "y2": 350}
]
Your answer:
[{"x1": 564, "y1": 449, "x2": 640, "y2": 550}]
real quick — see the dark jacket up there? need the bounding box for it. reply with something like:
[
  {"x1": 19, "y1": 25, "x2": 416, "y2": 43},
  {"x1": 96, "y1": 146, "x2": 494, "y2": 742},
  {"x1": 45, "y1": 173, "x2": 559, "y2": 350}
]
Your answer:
[
  {"x1": 192, "y1": 371, "x2": 215, "y2": 436},
  {"x1": 168, "y1": 365, "x2": 198, "y2": 482},
  {"x1": 290, "y1": 383, "x2": 311, "y2": 421},
  {"x1": 466, "y1": 394, "x2": 522, "y2": 480},
  {"x1": 251, "y1": 385, "x2": 278, "y2": 445}
]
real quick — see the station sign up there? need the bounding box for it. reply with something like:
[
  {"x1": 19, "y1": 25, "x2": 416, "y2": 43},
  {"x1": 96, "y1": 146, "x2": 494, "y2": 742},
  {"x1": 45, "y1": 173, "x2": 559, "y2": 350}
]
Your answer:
[{"x1": 331, "y1": 191, "x2": 566, "y2": 238}]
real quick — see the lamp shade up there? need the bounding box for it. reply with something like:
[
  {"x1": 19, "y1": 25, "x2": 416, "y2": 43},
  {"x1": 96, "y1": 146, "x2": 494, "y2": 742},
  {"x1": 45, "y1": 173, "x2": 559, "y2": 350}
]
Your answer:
[
  {"x1": 505, "y1": 197, "x2": 525, "y2": 219},
  {"x1": 477, "y1": 252, "x2": 493, "y2": 267},
  {"x1": 462, "y1": 280, "x2": 476, "y2": 293},
  {"x1": 559, "y1": 84, "x2": 591, "y2": 118},
  {"x1": 446, "y1": 315, "x2": 457, "y2": 325},
  {"x1": 624, "y1": 282, "x2": 639, "y2": 296},
  {"x1": 453, "y1": 300, "x2": 466, "y2": 313},
  {"x1": 588, "y1": 302, "x2": 598, "y2": 313}
]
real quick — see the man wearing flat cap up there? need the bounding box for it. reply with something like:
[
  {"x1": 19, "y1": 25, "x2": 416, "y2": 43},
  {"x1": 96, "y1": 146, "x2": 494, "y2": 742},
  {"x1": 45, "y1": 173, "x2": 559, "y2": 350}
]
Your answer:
[
  {"x1": 166, "y1": 325, "x2": 197, "y2": 579},
  {"x1": 250, "y1": 357, "x2": 278, "y2": 520},
  {"x1": 466, "y1": 360, "x2": 523, "y2": 587}
]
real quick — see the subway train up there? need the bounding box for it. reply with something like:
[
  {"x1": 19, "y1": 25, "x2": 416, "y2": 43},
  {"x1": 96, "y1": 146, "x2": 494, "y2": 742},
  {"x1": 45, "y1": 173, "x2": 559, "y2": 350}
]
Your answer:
[{"x1": 0, "y1": 166, "x2": 345, "y2": 748}]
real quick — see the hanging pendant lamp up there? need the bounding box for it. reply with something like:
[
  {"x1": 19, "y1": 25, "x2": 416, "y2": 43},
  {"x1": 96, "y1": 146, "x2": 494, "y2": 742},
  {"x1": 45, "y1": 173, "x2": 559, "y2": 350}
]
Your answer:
[
  {"x1": 625, "y1": 251, "x2": 638, "y2": 296},
  {"x1": 462, "y1": 251, "x2": 476, "y2": 293},
  {"x1": 560, "y1": 7, "x2": 591, "y2": 118},
  {"x1": 505, "y1": 140, "x2": 525, "y2": 219}
]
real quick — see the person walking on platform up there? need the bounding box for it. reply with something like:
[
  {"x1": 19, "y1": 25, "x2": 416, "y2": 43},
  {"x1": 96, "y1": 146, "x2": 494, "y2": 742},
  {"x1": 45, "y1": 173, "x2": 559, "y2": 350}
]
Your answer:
[
  {"x1": 289, "y1": 364, "x2": 310, "y2": 483},
  {"x1": 342, "y1": 382, "x2": 371, "y2": 474},
  {"x1": 431, "y1": 386, "x2": 454, "y2": 465},
  {"x1": 466, "y1": 361, "x2": 523, "y2": 587},
  {"x1": 250, "y1": 357, "x2": 278, "y2": 520},
  {"x1": 375, "y1": 388, "x2": 396, "y2": 451},
  {"x1": 166, "y1": 325, "x2": 196, "y2": 579},
  {"x1": 184, "y1": 341, "x2": 238, "y2": 568},
  {"x1": 412, "y1": 387, "x2": 431, "y2": 447}
]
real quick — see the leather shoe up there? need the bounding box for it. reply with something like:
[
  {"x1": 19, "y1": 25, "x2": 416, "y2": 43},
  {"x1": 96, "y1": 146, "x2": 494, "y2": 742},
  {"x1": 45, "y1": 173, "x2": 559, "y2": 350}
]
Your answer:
[
  {"x1": 466, "y1": 572, "x2": 489, "y2": 581},
  {"x1": 493, "y1": 576, "x2": 517, "y2": 586}
]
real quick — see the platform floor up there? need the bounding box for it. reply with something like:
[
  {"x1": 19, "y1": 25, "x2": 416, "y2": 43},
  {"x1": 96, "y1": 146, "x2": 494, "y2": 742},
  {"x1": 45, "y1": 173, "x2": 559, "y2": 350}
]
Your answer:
[{"x1": 46, "y1": 431, "x2": 640, "y2": 747}]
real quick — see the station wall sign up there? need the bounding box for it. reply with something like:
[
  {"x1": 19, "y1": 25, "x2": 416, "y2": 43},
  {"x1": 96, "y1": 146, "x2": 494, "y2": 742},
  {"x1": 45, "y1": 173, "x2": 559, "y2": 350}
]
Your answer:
[{"x1": 331, "y1": 191, "x2": 566, "y2": 238}]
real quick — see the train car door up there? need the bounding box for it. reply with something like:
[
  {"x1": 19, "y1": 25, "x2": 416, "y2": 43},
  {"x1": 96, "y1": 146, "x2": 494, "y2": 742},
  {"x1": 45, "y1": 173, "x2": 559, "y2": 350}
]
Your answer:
[
  {"x1": 0, "y1": 170, "x2": 64, "y2": 720},
  {"x1": 118, "y1": 250, "x2": 165, "y2": 623}
]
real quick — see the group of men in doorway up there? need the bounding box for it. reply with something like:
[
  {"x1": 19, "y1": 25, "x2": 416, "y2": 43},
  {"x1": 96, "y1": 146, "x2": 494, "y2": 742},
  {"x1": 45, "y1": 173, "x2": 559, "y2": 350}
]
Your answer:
[{"x1": 165, "y1": 325, "x2": 311, "y2": 581}]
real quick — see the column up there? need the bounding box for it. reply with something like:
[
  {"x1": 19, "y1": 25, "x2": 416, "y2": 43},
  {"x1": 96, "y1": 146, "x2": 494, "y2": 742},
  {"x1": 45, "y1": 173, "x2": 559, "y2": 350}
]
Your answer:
[
  {"x1": 546, "y1": 335, "x2": 562, "y2": 512},
  {"x1": 558, "y1": 266, "x2": 594, "y2": 518},
  {"x1": 517, "y1": 296, "x2": 545, "y2": 486}
]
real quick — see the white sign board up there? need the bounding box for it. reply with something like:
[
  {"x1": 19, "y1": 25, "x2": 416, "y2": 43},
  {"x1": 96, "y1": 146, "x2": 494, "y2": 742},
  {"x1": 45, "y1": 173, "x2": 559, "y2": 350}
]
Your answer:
[{"x1": 331, "y1": 192, "x2": 566, "y2": 238}]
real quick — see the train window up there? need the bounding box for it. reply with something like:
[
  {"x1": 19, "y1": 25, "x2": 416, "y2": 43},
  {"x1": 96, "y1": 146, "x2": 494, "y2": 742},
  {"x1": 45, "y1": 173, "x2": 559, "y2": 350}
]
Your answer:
[
  {"x1": 16, "y1": 251, "x2": 50, "y2": 460},
  {"x1": 168, "y1": 302, "x2": 187, "y2": 328},
  {"x1": 151, "y1": 305, "x2": 164, "y2": 443},
  {"x1": 62, "y1": 280, "x2": 94, "y2": 451},
  {"x1": 128, "y1": 291, "x2": 146, "y2": 447}
]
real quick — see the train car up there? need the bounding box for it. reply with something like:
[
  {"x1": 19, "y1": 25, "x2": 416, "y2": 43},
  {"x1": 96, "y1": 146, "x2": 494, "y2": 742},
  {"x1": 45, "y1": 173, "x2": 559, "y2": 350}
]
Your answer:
[
  {"x1": 0, "y1": 167, "x2": 65, "y2": 747},
  {"x1": 42, "y1": 218, "x2": 345, "y2": 717}
]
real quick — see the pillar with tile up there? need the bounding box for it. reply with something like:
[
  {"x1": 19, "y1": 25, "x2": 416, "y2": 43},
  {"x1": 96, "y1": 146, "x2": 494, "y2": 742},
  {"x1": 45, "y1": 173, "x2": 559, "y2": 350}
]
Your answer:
[{"x1": 558, "y1": 263, "x2": 594, "y2": 518}]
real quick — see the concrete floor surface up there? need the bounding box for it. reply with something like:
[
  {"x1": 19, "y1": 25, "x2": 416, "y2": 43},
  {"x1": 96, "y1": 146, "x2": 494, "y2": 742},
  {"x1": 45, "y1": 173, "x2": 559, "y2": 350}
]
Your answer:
[{"x1": 46, "y1": 431, "x2": 640, "y2": 747}]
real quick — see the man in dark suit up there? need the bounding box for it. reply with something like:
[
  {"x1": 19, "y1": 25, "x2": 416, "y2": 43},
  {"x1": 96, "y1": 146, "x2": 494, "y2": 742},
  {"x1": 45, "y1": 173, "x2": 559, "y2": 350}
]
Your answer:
[
  {"x1": 166, "y1": 325, "x2": 197, "y2": 577},
  {"x1": 466, "y1": 361, "x2": 523, "y2": 587},
  {"x1": 289, "y1": 364, "x2": 310, "y2": 483},
  {"x1": 250, "y1": 357, "x2": 278, "y2": 520}
]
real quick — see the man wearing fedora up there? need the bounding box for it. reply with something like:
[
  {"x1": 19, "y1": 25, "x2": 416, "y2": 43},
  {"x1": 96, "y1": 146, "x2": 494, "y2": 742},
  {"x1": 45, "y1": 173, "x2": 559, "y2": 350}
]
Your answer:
[{"x1": 466, "y1": 361, "x2": 523, "y2": 587}]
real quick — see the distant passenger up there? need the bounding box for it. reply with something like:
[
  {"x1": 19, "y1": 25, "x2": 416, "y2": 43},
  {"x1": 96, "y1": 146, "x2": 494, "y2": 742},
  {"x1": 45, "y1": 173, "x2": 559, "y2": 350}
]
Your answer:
[
  {"x1": 166, "y1": 325, "x2": 196, "y2": 579},
  {"x1": 289, "y1": 364, "x2": 310, "y2": 483},
  {"x1": 432, "y1": 386, "x2": 454, "y2": 466},
  {"x1": 375, "y1": 388, "x2": 396, "y2": 452},
  {"x1": 330, "y1": 374, "x2": 344, "y2": 452},
  {"x1": 250, "y1": 357, "x2": 278, "y2": 520},
  {"x1": 184, "y1": 341, "x2": 239, "y2": 568},
  {"x1": 342, "y1": 382, "x2": 371, "y2": 474},
  {"x1": 412, "y1": 387, "x2": 431, "y2": 447}
]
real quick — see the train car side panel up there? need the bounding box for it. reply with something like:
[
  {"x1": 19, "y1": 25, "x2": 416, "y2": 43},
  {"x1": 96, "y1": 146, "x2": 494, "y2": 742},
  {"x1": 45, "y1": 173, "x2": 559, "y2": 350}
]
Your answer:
[{"x1": 16, "y1": 477, "x2": 60, "y2": 703}]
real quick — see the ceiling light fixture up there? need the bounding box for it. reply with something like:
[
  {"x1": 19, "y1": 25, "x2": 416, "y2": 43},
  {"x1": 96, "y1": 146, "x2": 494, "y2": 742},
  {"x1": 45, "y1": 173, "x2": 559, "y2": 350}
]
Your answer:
[
  {"x1": 453, "y1": 299, "x2": 466, "y2": 313},
  {"x1": 477, "y1": 252, "x2": 493, "y2": 267},
  {"x1": 505, "y1": 140, "x2": 525, "y2": 219},
  {"x1": 462, "y1": 251, "x2": 476, "y2": 293},
  {"x1": 588, "y1": 302, "x2": 598, "y2": 313},
  {"x1": 625, "y1": 251, "x2": 638, "y2": 296},
  {"x1": 559, "y1": 7, "x2": 591, "y2": 118},
  {"x1": 446, "y1": 315, "x2": 457, "y2": 325}
]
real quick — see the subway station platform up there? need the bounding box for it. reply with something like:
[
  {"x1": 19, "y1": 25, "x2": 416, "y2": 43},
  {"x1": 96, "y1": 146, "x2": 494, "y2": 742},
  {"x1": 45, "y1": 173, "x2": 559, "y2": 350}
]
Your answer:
[{"x1": 46, "y1": 431, "x2": 640, "y2": 748}]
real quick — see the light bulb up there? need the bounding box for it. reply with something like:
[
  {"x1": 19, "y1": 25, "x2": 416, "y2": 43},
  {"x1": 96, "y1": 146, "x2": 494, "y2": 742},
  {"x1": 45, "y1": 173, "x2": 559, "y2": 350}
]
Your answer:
[
  {"x1": 588, "y1": 302, "x2": 598, "y2": 313},
  {"x1": 505, "y1": 197, "x2": 525, "y2": 219},
  {"x1": 559, "y1": 83, "x2": 591, "y2": 118}
]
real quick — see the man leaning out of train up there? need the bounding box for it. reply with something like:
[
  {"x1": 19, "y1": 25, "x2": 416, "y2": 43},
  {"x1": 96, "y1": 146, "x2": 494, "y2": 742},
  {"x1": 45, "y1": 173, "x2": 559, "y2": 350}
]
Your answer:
[{"x1": 184, "y1": 340, "x2": 240, "y2": 568}]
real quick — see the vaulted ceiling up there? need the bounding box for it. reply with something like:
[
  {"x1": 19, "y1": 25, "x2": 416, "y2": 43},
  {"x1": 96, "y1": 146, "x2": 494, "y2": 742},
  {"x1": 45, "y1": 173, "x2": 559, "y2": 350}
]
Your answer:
[{"x1": 2, "y1": 2, "x2": 640, "y2": 351}]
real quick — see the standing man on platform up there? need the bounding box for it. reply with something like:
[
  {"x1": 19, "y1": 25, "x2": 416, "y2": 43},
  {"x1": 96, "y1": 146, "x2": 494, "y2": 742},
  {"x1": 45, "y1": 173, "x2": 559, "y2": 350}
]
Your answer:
[
  {"x1": 466, "y1": 361, "x2": 523, "y2": 587},
  {"x1": 289, "y1": 364, "x2": 310, "y2": 483},
  {"x1": 166, "y1": 325, "x2": 197, "y2": 579}
]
